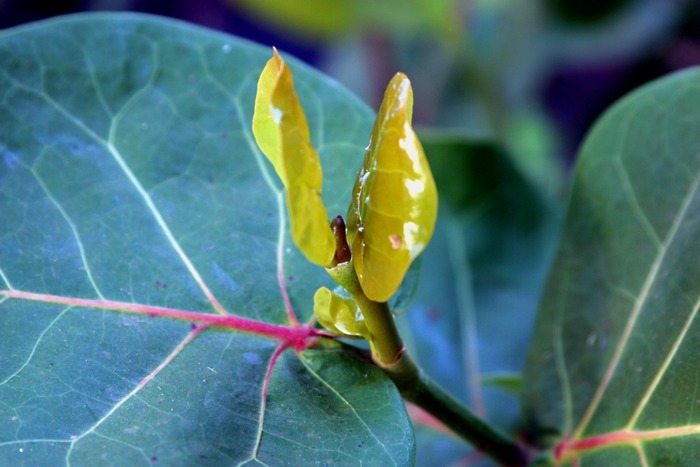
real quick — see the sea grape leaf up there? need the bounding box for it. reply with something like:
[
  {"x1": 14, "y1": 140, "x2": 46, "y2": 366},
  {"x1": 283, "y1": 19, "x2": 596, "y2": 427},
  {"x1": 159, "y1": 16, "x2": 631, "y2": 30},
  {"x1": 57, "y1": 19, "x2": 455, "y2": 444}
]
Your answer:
[
  {"x1": 346, "y1": 73, "x2": 438, "y2": 304},
  {"x1": 313, "y1": 287, "x2": 370, "y2": 339},
  {"x1": 401, "y1": 133, "x2": 561, "y2": 465},
  {"x1": 522, "y1": 67, "x2": 700, "y2": 464},
  {"x1": 252, "y1": 48, "x2": 335, "y2": 267},
  {"x1": 0, "y1": 13, "x2": 413, "y2": 465}
]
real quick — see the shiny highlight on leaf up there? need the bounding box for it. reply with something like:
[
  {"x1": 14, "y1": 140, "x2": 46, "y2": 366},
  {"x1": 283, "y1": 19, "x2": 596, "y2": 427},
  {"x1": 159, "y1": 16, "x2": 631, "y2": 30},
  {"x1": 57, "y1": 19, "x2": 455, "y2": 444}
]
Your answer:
[
  {"x1": 346, "y1": 73, "x2": 438, "y2": 302},
  {"x1": 313, "y1": 287, "x2": 370, "y2": 339}
]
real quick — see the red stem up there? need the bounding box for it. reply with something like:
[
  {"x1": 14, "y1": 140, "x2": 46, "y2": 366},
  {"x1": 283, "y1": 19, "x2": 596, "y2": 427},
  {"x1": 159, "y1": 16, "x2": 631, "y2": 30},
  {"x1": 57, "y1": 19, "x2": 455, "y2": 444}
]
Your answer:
[
  {"x1": 1, "y1": 289, "x2": 321, "y2": 350},
  {"x1": 555, "y1": 425, "x2": 700, "y2": 462}
]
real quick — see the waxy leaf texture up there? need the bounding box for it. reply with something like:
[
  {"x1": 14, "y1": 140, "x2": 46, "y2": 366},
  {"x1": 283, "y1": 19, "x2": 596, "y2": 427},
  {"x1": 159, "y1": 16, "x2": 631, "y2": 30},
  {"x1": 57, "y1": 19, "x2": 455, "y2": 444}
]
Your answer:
[
  {"x1": 522, "y1": 68, "x2": 700, "y2": 465},
  {"x1": 0, "y1": 14, "x2": 413, "y2": 465},
  {"x1": 252, "y1": 48, "x2": 335, "y2": 267},
  {"x1": 346, "y1": 73, "x2": 437, "y2": 303}
]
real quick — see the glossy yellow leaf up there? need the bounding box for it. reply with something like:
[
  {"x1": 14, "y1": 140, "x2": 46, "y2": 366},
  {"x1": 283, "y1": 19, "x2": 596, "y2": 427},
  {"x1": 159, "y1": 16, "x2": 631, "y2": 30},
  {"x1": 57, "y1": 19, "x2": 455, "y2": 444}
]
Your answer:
[
  {"x1": 252, "y1": 50, "x2": 284, "y2": 183},
  {"x1": 252, "y1": 49, "x2": 335, "y2": 266},
  {"x1": 313, "y1": 287, "x2": 370, "y2": 339},
  {"x1": 346, "y1": 73, "x2": 438, "y2": 302}
]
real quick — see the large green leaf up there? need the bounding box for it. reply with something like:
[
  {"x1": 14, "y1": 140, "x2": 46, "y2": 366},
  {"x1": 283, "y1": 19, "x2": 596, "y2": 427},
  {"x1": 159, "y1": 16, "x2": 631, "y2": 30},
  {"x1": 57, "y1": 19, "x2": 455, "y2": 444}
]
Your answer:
[
  {"x1": 522, "y1": 67, "x2": 700, "y2": 464},
  {"x1": 0, "y1": 13, "x2": 413, "y2": 465}
]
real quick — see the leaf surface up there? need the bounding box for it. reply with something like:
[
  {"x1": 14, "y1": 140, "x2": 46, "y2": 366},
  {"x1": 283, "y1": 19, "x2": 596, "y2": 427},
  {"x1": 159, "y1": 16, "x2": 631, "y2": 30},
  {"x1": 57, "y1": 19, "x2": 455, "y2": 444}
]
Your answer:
[
  {"x1": 0, "y1": 13, "x2": 413, "y2": 465},
  {"x1": 522, "y1": 67, "x2": 700, "y2": 465},
  {"x1": 313, "y1": 287, "x2": 370, "y2": 339},
  {"x1": 252, "y1": 48, "x2": 335, "y2": 267},
  {"x1": 346, "y1": 73, "x2": 438, "y2": 303}
]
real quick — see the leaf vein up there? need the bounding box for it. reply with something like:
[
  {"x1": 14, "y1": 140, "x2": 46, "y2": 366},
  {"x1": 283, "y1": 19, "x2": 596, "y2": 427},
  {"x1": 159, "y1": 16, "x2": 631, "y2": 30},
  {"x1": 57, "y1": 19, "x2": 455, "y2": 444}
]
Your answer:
[
  {"x1": 626, "y1": 263, "x2": 700, "y2": 428},
  {"x1": 0, "y1": 267, "x2": 13, "y2": 290},
  {"x1": 242, "y1": 343, "x2": 287, "y2": 465},
  {"x1": 1, "y1": 77, "x2": 228, "y2": 314},
  {"x1": 103, "y1": 139, "x2": 228, "y2": 315},
  {"x1": 30, "y1": 167, "x2": 105, "y2": 299},
  {"x1": 554, "y1": 268, "x2": 574, "y2": 435},
  {"x1": 614, "y1": 159, "x2": 662, "y2": 247},
  {"x1": 298, "y1": 354, "x2": 394, "y2": 460},
  {"x1": 67, "y1": 325, "x2": 205, "y2": 448},
  {"x1": 573, "y1": 170, "x2": 700, "y2": 438},
  {"x1": 0, "y1": 307, "x2": 71, "y2": 386}
]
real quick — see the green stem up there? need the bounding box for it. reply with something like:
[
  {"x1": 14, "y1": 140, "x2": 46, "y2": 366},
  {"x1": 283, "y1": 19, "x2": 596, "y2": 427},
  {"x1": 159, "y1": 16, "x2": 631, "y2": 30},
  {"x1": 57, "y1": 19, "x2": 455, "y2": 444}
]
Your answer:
[
  {"x1": 326, "y1": 260, "x2": 527, "y2": 465},
  {"x1": 384, "y1": 353, "x2": 527, "y2": 466},
  {"x1": 326, "y1": 260, "x2": 403, "y2": 365},
  {"x1": 351, "y1": 292, "x2": 404, "y2": 365}
]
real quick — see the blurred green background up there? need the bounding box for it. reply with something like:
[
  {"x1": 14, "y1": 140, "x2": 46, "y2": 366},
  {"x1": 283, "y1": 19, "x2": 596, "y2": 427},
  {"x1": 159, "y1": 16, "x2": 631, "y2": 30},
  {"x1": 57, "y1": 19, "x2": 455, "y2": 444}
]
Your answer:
[
  {"x1": 3, "y1": 1, "x2": 699, "y2": 465},
  {"x1": 3, "y1": 0, "x2": 699, "y2": 177}
]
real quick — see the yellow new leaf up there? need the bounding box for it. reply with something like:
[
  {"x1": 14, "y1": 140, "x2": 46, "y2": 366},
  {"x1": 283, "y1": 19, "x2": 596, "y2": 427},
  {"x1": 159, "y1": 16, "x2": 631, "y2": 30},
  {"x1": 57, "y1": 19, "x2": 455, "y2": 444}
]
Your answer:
[
  {"x1": 313, "y1": 287, "x2": 370, "y2": 339},
  {"x1": 252, "y1": 49, "x2": 335, "y2": 266},
  {"x1": 346, "y1": 73, "x2": 438, "y2": 302}
]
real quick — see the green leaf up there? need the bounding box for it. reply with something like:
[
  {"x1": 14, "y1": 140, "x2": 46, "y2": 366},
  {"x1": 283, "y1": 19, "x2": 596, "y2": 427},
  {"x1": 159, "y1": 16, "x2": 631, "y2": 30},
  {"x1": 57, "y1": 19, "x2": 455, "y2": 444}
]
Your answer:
[
  {"x1": 0, "y1": 13, "x2": 413, "y2": 465},
  {"x1": 480, "y1": 373, "x2": 523, "y2": 396},
  {"x1": 401, "y1": 133, "x2": 561, "y2": 464},
  {"x1": 522, "y1": 67, "x2": 700, "y2": 464}
]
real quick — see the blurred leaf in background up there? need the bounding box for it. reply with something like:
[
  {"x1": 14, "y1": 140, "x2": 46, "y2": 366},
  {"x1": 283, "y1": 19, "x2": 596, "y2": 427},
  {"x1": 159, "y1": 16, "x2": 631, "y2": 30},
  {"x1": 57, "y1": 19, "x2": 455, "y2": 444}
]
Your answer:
[
  {"x1": 523, "y1": 65, "x2": 700, "y2": 466},
  {"x1": 2, "y1": 0, "x2": 697, "y2": 171},
  {"x1": 227, "y1": 0, "x2": 461, "y2": 40},
  {"x1": 401, "y1": 132, "x2": 561, "y2": 464},
  {"x1": 225, "y1": 0, "x2": 696, "y2": 176}
]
